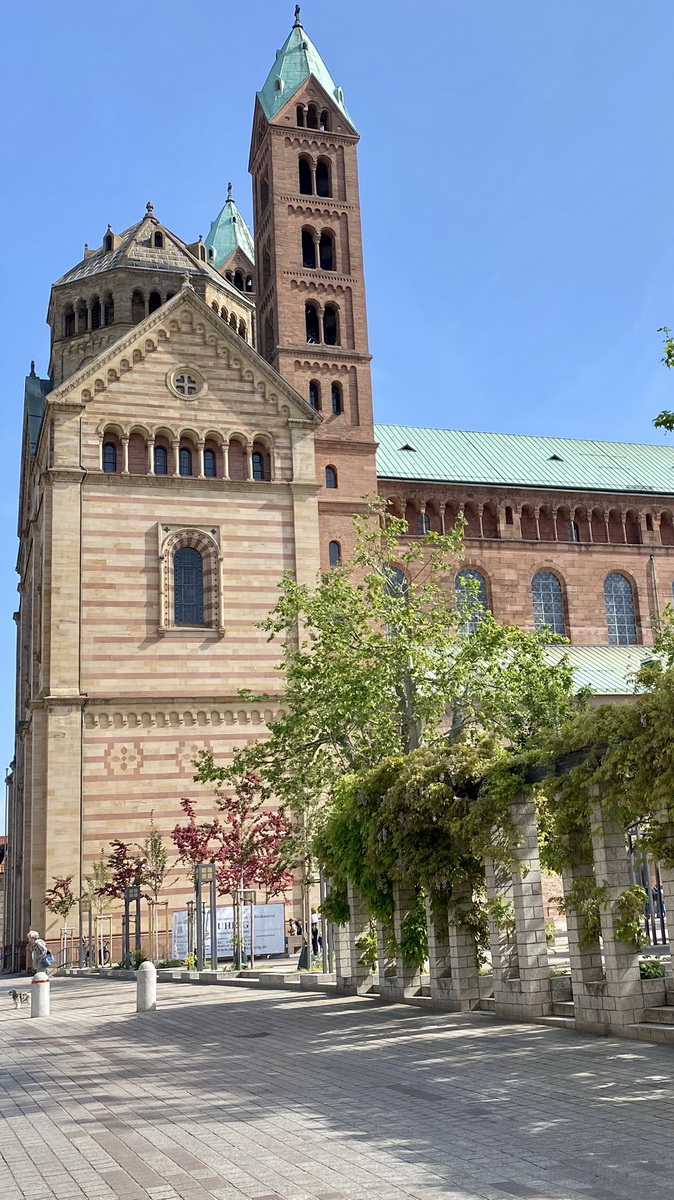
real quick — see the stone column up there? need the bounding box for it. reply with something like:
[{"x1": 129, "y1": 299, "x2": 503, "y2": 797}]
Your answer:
[
  {"x1": 221, "y1": 441, "x2": 230, "y2": 480},
  {"x1": 376, "y1": 919, "x2": 397, "y2": 1000},
  {"x1": 147, "y1": 437, "x2": 155, "y2": 475},
  {"x1": 561, "y1": 855, "x2": 605, "y2": 1031},
  {"x1": 377, "y1": 882, "x2": 422, "y2": 1001},
  {"x1": 346, "y1": 882, "x2": 375, "y2": 995},
  {"x1": 588, "y1": 798, "x2": 650, "y2": 1029},
  {"x1": 486, "y1": 792, "x2": 551, "y2": 1020},
  {"x1": 172, "y1": 438, "x2": 181, "y2": 477},
  {"x1": 197, "y1": 441, "x2": 205, "y2": 479},
  {"x1": 245, "y1": 442, "x2": 254, "y2": 481},
  {"x1": 121, "y1": 436, "x2": 129, "y2": 475},
  {"x1": 426, "y1": 887, "x2": 480, "y2": 1010},
  {"x1": 439, "y1": 502, "x2": 446, "y2": 534},
  {"x1": 657, "y1": 858, "x2": 674, "y2": 1002}
]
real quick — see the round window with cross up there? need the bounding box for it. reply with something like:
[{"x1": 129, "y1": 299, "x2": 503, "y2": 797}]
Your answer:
[{"x1": 169, "y1": 367, "x2": 203, "y2": 398}]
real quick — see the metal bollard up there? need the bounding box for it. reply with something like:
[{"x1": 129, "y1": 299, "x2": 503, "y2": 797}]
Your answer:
[
  {"x1": 31, "y1": 970, "x2": 50, "y2": 1018},
  {"x1": 136, "y1": 961, "x2": 157, "y2": 1012}
]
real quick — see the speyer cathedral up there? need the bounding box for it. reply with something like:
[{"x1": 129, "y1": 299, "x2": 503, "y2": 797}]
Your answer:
[{"x1": 6, "y1": 12, "x2": 674, "y2": 962}]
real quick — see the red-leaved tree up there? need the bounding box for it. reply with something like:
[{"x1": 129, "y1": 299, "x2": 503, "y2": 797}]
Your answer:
[
  {"x1": 214, "y1": 773, "x2": 293, "y2": 900},
  {"x1": 98, "y1": 840, "x2": 149, "y2": 901},
  {"x1": 171, "y1": 798, "x2": 222, "y2": 882}
]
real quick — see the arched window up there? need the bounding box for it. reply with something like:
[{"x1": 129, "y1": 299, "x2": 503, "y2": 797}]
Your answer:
[
  {"x1": 455, "y1": 568, "x2": 488, "y2": 634},
  {"x1": 298, "y1": 156, "x2": 313, "y2": 195},
  {"x1": 77, "y1": 303, "x2": 88, "y2": 332},
  {"x1": 228, "y1": 439, "x2": 246, "y2": 481},
  {"x1": 104, "y1": 234, "x2": 113, "y2": 252},
  {"x1": 131, "y1": 290, "x2": 145, "y2": 323},
  {"x1": 302, "y1": 230, "x2": 317, "y2": 269},
  {"x1": 604, "y1": 574, "x2": 638, "y2": 645},
  {"x1": 320, "y1": 109, "x2": 331, "y2": 132},
  {"x1": 319, "y1": 231, "x2": 335, "y2": 271},
  {"x1": 174, "y1": 547, "x2": 204, "y2": 626},
  {"x1": 211, "y1": 301, "x2": 219, "y2": 312},
  {"x1": 532, "y1": 571, "x2": 565, "y2": 638},
  {"x1": 102, "y1": 442, "x2": 117, "y2": 473},
  {"x1": 234, "y1": 271, "x2": 244, "y2": 291},
  {"x1": 416, "y1": 513, "x2": 430, "y2": 535},
  {"x1": 229, "y1": 313, "x2": 237, "y2": 330},
  {"x1": 179, "y1": 447, "x2": 193, "y2": 477},
  {"x1": 328, "y1": 541, "x2": 341, "y2": 567},
  {"x1": 204, "y1": 449, "x2": 217, "y2": 478},
  {"x1": 325, "y1": 465, "x2": 338, "y2": 489},
  {"x1": 252, "y1": 452, "x2": 265, "y2": 481},
  {"x1": 296, "y1": 105, "x2": 305, "y2": 127},
  {"x1": 154, "y1": 445, "x2": 168, "y2": 475},
  {"x1": 245, "y1": 275, "x2": 253, "y2": 292},
  {"x1": 154, "y1": 231, "x2": 164, "y2": 248},
  {"x1": 384, "y1": 566, "x2": 408, "y2": 599},
  {"x1": 148, "y1": 291, "x2": 161, "y2": 314},
  {"x1": 481, "y1": 504, "x2": 499, "y2": 539},
  {"x1": 238, "y1": 319, "x2": 246, "y2": 340},
  {"x1": 103, "y1": 294, "x2": 114, "y2": 325},
  {"x1": 208, "y1": 248, "x2": 215, "y2": 262},
  {"x1": 505, "y1": 505, "x2": 514, "y2": 525},
  {"x1": 305, "y1": 303, "x2": 320, "y2": 344},
  {"x1": 309, "y1": 380, "x2": 321, "y2": 410},
  {"x1": 323, "y1": 305, "x2": 338, "y2": 345},
  {"x1": 264, "y1": 317, "x2": 275, "y2": 359},
  {"x1": 331, "y1": 382, "x2": 342, "y2": 414},
  {"x1": 260, "y1": 178, "x2": 269, "y2": 210},
  {"x1": 221, "y1": 307, "x2": 228, "y2": 321},
  {"x1": 262, "y1": 249, "x2": 271, "y2": 288},
  {"x1": 91, "y1": 296, "x2": 101, "y2": 330},
  {"x1": 306, "y1": 104, "x2": 319, "y2": 129},
  {"x1": 316, "y1": 158, "x2": 332, "y2": 197},
  {"x1": 63, "y1": 308, "x2": 75, "y2": 337}
]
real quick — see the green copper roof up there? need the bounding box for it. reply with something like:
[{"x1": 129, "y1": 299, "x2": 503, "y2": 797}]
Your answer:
[
  {"x1": 205, "y1": 187, "x2": 255, "y2": 270},
  {"x1": 258, "y1": 19, "x2": 354, "y2": 127},
  {"x1": 545, "y1": 645, "x2": 652, "y2": 697},
  {"x1": 375, "y1": 424, "x2": 674, "y2": 495}
]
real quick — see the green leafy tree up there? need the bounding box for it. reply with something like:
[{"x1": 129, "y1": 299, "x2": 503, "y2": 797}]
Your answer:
[{"x1": 653, "y1": 326, "x2": 674, "y2": 431}]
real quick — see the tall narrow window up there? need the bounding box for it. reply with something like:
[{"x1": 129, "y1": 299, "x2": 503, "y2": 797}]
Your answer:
[
  {"x1": 323, "y1": 305, "x2": 338, "y2": 345},
  {"x1": 305, "y1": 303, "x2": 320, "y2": 344},
  {"x1": 325, "y1": 466, "x2": 338, "y2": 489},
  {"x1": 102, "y1": 442, "x2": 117, "y2": 473},
  {"x1": 154, "y1": 445, "x2": 168, "y2": 475},
  {"x1": 455, "y1": 568, "x2": 488, "y2": 634},
  {"x1": 174, "y1": 547, "x2": 204, "y2": 625},
  {"x1": 63, "y1": 308, "x2": 75, "y2": 337},
  {"x1": 320, "y1": 109, "x2": 331, "y2": 132},
  {"x1": 319, "y1": 231, "x2": 334, "y2": 271},
  {"x1": 604, "y1": 573, "x2": 637, "y2": 645},
  {"x1": 149, "y1": 291, "x2": 161, "y2": 314},
  {"x1": 296, "y1": 105, "x2": 305, "y2": 126},
  {"x1": 131, "y1": 290, "x2": 145, "y2": 323},
  {"x1": 252, "y1": 452, "x2": 265, "y2": 481},
  {"x1": 262, "y1": 249, "x2": 271, "y2": 288},
  {"x1": 260, "y1": 178, "x2": 269, "y2": 211},
  {"x1": 179, "y1": 447, "x2": 193, "y2": 477},
  {"x1": 416, "y1": 513, "x2": 431, "y2": 535},
  {"x1": 77, "y1": 303, "x2": 88, "y2": 332},
  {"x1": 306, "y1": 104, "x2": 319, "y2": 129},
  {"x1": 309, "y1": 381, "x2": 321, "y2": 410},
  {"x1": 104, "y1": 233, "x2": 113, "y2": 252},
  {"x1": 154, "y1": 231, "x2": 164, "y2": 248},
  {"x1": 316, "y1": 159, "x2": 331, "y2": 197},
  {"x1": 91, "y1": 297, "x2": 101, "y2": 329},
  {"x1": 302, "y1": 230, "x2": 317, "y2": 269},
  {"x1": 204, "y1": 449, "x2": 217, "y2": 478},
  {"x1": 234, "y1": 271, "x2": 244, "y2": 291},
  {"x1": 532, "y1": 571, "x2": 566, "y2": 637},
  {"x1": 298, "y1": 156, "x2": 313, "y2": 195},
  {"x1": 329, "y1": 541, "x2": 341, "y2": 567},
  {"x1": 103, "y1": 294, "x2": 114, "y2": 326},
  {"x1": 331, "y1": 382, "x2": 342, "y2": 414}
]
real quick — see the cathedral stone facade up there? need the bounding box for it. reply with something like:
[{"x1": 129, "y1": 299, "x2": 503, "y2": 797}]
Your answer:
[{"x1": 5, "y1": 13, "x2": 674, "y2": 963}]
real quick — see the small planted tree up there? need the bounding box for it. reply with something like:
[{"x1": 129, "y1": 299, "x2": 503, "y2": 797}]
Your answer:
[
  {"x1": 142, "y1": 814, "x2": 170, "y2": 959},
  {"x1": 44, "y1": 876, "x2": 77, "y2": 963}
]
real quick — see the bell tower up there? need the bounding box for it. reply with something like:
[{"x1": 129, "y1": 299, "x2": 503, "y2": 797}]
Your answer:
[{"x1": 250, "y1": 9, "x2": 378, "y2": 557}]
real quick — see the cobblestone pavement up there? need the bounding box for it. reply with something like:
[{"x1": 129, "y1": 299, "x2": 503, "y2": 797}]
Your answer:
[{"x1": 2, "y1": 976, "x2": 674, "y2": 1200}]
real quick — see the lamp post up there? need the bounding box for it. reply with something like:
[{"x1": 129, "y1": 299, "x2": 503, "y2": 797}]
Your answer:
[
  {"x1": 79, "y1": 898, "x2": 93, "y2": 968},
  {"x1": 197, "y1": 863, "x2": 218, "y2": 971},
  {"x1": 124, "y1": 884, "x2": 141, "y2": 967},
  {"x1": 243, "y1": 889, "x2": 256, "y2": 970}
]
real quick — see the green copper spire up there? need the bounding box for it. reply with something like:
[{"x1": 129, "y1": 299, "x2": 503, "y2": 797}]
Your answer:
[
  {"x1": 204, "y1": 183, "x2": 255, "y2": 270},
  {"x1": 258, "y1": 11, "x2": 354, "y2": 128}
]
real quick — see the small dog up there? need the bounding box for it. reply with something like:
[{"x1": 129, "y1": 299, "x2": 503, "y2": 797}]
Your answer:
[{"x1": 8, "y1": 989, "x2": 30, "y2": 1010}]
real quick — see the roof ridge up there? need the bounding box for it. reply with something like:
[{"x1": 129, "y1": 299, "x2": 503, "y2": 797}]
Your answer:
[{"x1": 374, "y1": 423, "x2": 674, "y2": 453}]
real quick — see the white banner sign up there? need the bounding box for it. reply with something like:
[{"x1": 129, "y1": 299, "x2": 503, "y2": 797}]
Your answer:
[{"x1": 172, "y1": 903, "x2": 286, "y2": 961}]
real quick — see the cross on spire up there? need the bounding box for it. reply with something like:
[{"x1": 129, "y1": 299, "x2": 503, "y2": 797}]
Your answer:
[
  {"x1": 227, "y1": 182, "x2": 233, "y2": 201},
  {"x1": 294, "y1": 5, "x2": 302, "y2": 27}
]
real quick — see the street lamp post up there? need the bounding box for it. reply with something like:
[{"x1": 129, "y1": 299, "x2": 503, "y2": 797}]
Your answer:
[
  {"x1": 79, "y1": 898, "x2": 93, "y2": 968},
  {"x1": 197, "y1": 863, "x2": 218, "y2": 971},
  {"x1": 243, "y1": 889, "x2": 256, "y2": 970},
  {"x1": 124, "y1": 885, "x2": 141, "y2": 967}
]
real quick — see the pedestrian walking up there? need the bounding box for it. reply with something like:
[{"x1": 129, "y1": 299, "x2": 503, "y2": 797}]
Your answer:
[
  {"x1": 27, "y1": 931, "x2": 55, "y2": 973},
  {"x1": 311, "y1": 907, "x2": 319, "y2": 956}
]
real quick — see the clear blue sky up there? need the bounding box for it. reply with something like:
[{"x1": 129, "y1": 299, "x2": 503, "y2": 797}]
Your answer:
[{"x1": 1, "y1": 0, "x2": 674, "y2": 776}]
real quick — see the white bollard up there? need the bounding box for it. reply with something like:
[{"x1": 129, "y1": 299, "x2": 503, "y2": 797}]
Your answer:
[
  {"x1": 136, "y1": 961, "x2": 157, "y2": 1012},
  {"x1": 31, "y1": 970, "x2": 50, "y2": 1018}
]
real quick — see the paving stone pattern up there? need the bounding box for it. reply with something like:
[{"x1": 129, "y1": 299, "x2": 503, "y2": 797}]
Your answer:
[{"x1": 1, "y1": 976, "x2": 674, "y2": 1200}]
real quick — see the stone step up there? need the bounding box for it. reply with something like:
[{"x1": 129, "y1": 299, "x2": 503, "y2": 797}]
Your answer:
[
  {"x1": 479, "y1": 998, "x2": 495, "y2": 1012},
  {"x1": 538, "y1": 1015, "x2": 576, "y2": 1030},
  {"x1": 552, "y1": 1001, "x2": 575, "y2": 1018},
  {"x1": 625, "y1": 1022, "x2": 674, "y2": 1044},
  {"x1": 643, "y1": 1006, "x2": 674, "y2": 1025}
]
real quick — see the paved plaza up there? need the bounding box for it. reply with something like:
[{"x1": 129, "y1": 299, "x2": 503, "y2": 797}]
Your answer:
[{"x1": 1, "y1": 977, "x2": 674, "y2": 1200}]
